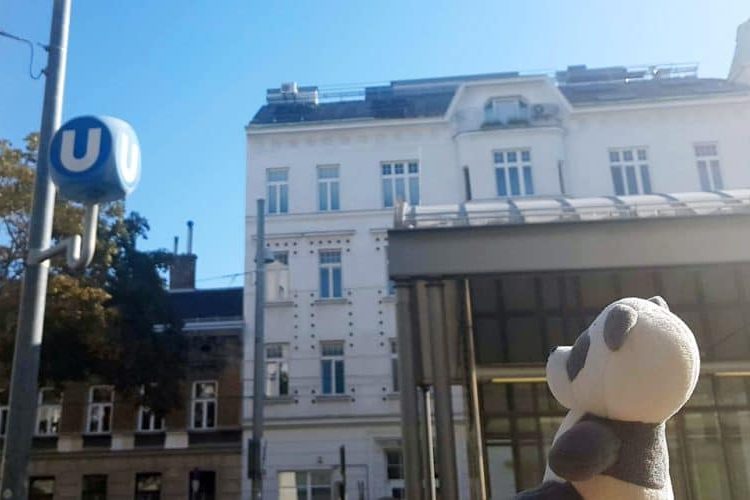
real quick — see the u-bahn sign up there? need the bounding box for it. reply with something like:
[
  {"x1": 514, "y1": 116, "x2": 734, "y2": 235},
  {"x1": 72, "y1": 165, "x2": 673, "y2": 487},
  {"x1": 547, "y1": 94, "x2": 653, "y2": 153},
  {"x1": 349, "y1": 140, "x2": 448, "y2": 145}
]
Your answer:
[{"x1": 49, "y1": 115, "x2": 141, "y2": 204}]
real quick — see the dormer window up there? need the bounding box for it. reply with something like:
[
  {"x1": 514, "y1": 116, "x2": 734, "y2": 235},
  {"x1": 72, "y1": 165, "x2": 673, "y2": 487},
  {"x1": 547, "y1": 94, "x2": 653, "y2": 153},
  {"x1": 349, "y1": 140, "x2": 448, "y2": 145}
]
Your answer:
[{"x1": 484, "y1": 97, "x2": 529, "y2": 127}]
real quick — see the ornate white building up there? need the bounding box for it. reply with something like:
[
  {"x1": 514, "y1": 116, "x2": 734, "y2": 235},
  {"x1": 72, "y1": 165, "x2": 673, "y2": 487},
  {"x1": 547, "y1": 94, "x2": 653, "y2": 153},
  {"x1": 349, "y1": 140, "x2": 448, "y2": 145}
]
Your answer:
[{"x1": 243, "y1": 18, "x2": 750, "y2": 499}]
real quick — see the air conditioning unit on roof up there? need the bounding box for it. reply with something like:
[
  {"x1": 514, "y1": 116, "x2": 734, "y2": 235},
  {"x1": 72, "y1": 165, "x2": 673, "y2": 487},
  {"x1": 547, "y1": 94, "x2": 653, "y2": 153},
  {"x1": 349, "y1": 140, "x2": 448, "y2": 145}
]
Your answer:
[
  {"x1": 281, "y1": 82, "x2": 298, "y2": 95},
  {"x1": 531, "y1": 103, "x2": 560, "y2": 119}
]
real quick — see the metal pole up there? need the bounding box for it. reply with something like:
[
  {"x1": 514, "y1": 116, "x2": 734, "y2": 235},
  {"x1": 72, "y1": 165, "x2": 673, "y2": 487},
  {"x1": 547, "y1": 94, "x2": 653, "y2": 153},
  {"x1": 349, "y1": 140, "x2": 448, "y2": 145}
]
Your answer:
[
  {"x1": 425, "y1": 280, "x2": 459, "y2": 500},
  {"x1": 0, "y1": 1, "x2": 70, "y2": 497},
  {"x1": 250, "y1": 198, "x2": 267, "y2": 499},
  {"x1": 395, "y1": 282, "x2": 424, "y2": 500}
]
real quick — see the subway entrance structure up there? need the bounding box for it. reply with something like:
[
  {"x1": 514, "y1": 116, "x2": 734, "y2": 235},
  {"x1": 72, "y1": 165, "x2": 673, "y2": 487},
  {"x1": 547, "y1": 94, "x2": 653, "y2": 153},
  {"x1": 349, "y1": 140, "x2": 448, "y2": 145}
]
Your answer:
[{"x1": 388, "y1": 191, "x2": 750, "y2": 500}]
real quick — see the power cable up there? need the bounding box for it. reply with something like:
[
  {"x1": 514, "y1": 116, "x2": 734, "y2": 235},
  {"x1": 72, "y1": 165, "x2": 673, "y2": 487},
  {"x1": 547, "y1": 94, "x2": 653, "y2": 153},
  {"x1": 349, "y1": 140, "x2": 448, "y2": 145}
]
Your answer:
[{"x1": 0, "y1": 28, "x2": 46, "y2": 80}]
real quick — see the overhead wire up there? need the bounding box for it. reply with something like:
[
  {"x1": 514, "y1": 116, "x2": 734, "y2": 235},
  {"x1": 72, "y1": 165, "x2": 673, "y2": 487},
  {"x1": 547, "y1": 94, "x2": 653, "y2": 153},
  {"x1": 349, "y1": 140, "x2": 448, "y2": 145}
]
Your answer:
[{"x1": 0, "y1": 28, "x2": 46, "y2": 80}]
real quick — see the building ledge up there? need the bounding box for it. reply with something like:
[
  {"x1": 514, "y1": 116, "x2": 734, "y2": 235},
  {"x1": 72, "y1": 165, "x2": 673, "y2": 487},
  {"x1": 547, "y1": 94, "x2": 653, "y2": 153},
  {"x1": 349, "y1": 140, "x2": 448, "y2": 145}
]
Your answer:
[
  {"x1": 385, "y1": 392, "x2": 401, "y2": 400},
  {"x1": 266, "y1": 300, "x2": 295, "y2": 308},
  {"x1": 265, "y1": 396, "x2": 295, "y2": 405},
  {"x1": 313, "y1": 298, "x2": 348, "y2": 306},
  {"x1": 313, "y1": 395, "x2": 354, "y2": 403}
]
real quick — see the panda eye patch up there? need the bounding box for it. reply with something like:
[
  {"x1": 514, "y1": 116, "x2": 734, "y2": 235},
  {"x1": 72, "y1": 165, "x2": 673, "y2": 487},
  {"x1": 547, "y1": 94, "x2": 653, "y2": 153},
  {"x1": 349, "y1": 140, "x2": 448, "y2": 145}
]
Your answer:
[{"x1": 566, "y1": 330, "x2": 590, "y2": 381}]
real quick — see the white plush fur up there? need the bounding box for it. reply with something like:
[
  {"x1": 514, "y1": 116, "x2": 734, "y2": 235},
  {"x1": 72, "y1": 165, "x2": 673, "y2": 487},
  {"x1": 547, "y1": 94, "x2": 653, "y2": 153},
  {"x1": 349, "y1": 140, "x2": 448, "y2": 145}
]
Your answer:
[{"x1": 543, "y1": 297, "x2": 700, "y2": 500}]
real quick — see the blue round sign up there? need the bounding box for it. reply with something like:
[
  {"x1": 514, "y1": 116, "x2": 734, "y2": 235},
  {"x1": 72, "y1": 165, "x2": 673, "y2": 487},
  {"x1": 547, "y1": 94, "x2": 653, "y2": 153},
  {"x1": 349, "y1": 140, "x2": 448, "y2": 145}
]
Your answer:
[{"x1": 49, "y1": 115, "x2": 141, "y2": 204}]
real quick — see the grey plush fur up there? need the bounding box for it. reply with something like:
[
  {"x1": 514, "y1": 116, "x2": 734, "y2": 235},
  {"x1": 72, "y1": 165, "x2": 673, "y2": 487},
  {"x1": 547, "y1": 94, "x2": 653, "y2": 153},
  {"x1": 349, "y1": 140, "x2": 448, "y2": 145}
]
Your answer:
[
  {"x1": 603, "y1": 304, "x2": 638, "y2": 351},
  {"x1": 566, "y1": 330, "x2": 590, "y2": 381}
]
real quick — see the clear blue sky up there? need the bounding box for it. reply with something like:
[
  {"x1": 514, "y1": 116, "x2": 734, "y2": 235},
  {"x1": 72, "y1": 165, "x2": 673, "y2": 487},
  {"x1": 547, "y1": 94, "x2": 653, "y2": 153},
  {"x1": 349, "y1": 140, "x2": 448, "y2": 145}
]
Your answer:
[{"x1": 2, "y1": 1, "x2": 747, "y2": 288}]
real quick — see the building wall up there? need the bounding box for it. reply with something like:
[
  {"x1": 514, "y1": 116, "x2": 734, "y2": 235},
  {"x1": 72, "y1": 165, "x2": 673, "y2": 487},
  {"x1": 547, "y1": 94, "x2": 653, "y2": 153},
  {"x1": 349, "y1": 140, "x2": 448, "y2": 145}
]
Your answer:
[{"x1": 244, "y1": 75, "x2": 750, "y2": 498}]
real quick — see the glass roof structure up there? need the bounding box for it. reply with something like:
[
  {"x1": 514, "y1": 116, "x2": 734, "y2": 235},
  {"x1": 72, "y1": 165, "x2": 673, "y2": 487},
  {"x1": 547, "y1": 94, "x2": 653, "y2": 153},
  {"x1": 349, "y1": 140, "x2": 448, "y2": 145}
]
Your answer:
[{"x1": 394, "y1": 190, "x2": 750, "y2": 229}]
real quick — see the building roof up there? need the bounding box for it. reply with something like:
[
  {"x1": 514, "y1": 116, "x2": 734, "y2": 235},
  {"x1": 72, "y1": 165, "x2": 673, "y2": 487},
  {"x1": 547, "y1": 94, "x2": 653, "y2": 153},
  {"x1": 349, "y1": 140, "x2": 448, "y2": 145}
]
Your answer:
[
  {"x1": 249, "y1": 66, "x2": 749, "y2": 126},
  {"x1": 559, "y1": 77, "x2": 749, "y2": 106},
  {"x1": 168, "y1": 287, "x2": 243, "y2": 322}
]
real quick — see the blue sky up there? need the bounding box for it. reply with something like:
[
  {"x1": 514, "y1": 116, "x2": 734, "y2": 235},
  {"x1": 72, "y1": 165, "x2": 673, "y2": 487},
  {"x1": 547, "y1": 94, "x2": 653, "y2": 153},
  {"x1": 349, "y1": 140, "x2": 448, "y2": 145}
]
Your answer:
[{"x1": 1, "y1": 1, "x2": 747, "y2": 288}]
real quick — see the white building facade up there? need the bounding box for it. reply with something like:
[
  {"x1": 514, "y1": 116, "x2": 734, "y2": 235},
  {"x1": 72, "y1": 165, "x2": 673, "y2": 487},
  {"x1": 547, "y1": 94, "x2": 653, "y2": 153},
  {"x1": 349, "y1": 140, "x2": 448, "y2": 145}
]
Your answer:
[{"x1": 244, "y1": 20, "x2": 750, "y2": 499}]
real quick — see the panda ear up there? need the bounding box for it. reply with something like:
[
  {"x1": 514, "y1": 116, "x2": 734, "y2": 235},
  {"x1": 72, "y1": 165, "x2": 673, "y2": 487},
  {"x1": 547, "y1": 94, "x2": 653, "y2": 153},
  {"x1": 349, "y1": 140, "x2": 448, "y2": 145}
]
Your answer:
[
  {"x1": 604, "y1": 304, "x2": 638, "y2": 351},
  {"x1": 648, "y1": 296, "x2": 669, "y2": 311}
]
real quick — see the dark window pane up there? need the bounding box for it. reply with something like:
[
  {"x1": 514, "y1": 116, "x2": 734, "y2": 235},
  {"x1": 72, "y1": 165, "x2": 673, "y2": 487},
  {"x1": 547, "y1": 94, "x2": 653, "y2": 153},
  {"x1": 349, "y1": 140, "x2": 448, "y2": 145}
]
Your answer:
[
  {"x1": 496, "y1": 168, "x2": 507, "y2": 196},
  {"x1": 625, "y1": 165, "x2": 638, "y2": 194},
  {"x1": 710, "y1": 160, "x2": 723, "y2": 190},
  {"x1": 322, "y1": 360, "x2": 332, "y2": 394},
  {"x1": 509, "y1": 167, "x2": 521, "y2": 196},
  {"x1": 334, "y1": 360, "x2": 345, "y2": 394},
  {"x1": 523, "y1": 166, "x2": 534, "y2": 195},
  {"x1": 697, "y1": 161, "x2": 710, "y2": 191},
  {"x1": 640, "y1": 165, "x2": 652, "y2": 194},
  {"x1": 611, "y1": 166, "x2": 625, "y2": 195}
]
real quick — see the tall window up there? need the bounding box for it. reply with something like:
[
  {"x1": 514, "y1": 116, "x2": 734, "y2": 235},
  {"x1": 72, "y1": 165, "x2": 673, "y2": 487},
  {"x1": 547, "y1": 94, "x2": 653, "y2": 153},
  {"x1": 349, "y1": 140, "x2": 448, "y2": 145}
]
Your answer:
[
  {"x1": 317, "y1": 165, "x2": 340, "y2": 211},
  {"x1": 319, "y1": 250, "x2": 342, "y2": 299},
  {"x1": 29, "y1": 477, "x2": 55, "y2": 500},
  {"x1": 382, "y1": 161, "x2": 419, "y2": 208},
  {"x1": 266, "y1": 343, "x2": 290, "y2": 397},
  {"x1": 386, "y1": 449, "x2": 405, "y2": 480},
  {"x1": 390, "y1": 339, "x2": 399, "y2": 393},
  {"x1": 695, "y1": 143, "x2": 723, "y2": 191},
  {"x1": 87, "y1": 386, "x2": 113, "y2": 434},
  {"x1": 609, "y1": 148, "x2": 652, "y2": 195},
  {"x1": 267, "y1": 168, "x2": 289, "y2": 214},
  {"x1": 82, "y1": 475, "x2": 107, "y2": 500},
  {"x1": 135, "y1": 473, "x2": 162, "y2": 500},
  {"x1": 36, "y1": 388, "x2": 62, "y2": 436},
  {"x1": 138, "y1": 407, "x2": 164, "y2": 432},
  {"x1": 192, "y1": 381, "x2": 217, "y2": 430},
  {"x1": 494, "y1": 150, "x2": 534, "y2": 197},
  {"x1": 278, "y1": 471, "x2": 332, "y2": 499},
  {"x1": 321, "y1": 342, "x2": 345, "y2": 395}
]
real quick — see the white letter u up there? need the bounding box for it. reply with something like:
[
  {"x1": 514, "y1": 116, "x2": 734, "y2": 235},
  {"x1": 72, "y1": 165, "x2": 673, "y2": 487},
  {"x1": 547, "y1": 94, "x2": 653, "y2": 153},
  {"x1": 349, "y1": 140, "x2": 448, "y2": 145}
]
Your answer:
[{"x1": 60, "y1": 128, "x2": 101, "y2": 172}]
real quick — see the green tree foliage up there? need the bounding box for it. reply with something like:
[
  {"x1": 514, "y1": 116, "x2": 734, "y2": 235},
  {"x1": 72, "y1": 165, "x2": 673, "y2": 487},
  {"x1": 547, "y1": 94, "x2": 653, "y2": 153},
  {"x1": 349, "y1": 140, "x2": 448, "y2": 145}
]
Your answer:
[{"x1": 0, "y1": 135, "x2": 185, "y2": 414}]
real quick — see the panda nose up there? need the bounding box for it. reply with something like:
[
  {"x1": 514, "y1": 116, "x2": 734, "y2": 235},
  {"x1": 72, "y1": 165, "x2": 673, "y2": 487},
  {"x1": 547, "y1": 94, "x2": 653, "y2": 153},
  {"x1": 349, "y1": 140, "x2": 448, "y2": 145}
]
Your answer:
[{"x1": 548, "y1": 345, "x2": 558, "y2": 357}]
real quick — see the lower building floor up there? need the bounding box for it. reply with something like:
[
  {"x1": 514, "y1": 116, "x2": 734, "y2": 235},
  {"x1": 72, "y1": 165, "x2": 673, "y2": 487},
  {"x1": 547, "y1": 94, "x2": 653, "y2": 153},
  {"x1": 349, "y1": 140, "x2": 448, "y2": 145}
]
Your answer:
[
  {"x1": 27, "y1": 447, "x2": 241, "y2": 499},
  {"x1": 242, "y1": 419, "x2": 471, "y2": 499}
]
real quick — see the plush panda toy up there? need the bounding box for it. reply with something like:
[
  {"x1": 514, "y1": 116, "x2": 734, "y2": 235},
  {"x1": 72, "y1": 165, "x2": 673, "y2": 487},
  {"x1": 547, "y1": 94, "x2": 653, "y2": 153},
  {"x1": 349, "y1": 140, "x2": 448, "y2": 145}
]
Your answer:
[{"x1": 516, "y1": 296, "x2": 700, "y2": 500}]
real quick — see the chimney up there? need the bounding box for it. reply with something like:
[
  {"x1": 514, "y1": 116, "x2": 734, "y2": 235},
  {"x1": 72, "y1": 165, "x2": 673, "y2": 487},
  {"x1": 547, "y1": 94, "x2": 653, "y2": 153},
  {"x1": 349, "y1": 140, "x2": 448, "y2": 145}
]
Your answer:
[
  {"x1": 729, "y1": 18, "x2": 750, "y2": 85},
  {"x1": 168, "y1": 221, "x2": 197, "y2": 290}
]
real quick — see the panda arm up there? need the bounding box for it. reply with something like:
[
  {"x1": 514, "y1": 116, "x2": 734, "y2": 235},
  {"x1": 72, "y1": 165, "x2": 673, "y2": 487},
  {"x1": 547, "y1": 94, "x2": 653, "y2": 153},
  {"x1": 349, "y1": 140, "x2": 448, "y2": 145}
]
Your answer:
[{"x1": 548, "y1": 420, "x2": 621, "y2": 482}]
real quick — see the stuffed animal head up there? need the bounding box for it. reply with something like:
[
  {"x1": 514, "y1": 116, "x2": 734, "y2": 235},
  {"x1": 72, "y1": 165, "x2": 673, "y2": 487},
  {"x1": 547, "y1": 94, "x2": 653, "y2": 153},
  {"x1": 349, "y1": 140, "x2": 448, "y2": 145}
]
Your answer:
[{"x1": 546, "y1": 297, "x2": 700, "y2": 424}]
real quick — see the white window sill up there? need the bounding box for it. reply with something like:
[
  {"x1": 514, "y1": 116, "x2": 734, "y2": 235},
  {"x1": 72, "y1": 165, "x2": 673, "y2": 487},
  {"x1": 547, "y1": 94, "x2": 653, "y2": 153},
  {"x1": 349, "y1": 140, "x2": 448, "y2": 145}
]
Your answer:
[
  {"x1": 266, "y1": 300, "x2": 295, "y2": 308},
  {"x1": 314, "y1": 298, "x2": 348, "y2": 305},
  {"x1": 314, "y1": 394, "x2": 353, "y2": 403},
  {"x1": 265, "y1": 395, "x2": 294, "y2": 404}
]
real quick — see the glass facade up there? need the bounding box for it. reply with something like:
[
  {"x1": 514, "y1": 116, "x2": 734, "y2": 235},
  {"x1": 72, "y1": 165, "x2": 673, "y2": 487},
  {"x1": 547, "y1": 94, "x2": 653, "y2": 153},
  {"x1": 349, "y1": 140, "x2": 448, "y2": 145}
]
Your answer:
[{"x1": 470, "y1": 263, "x2": 750, "y2": 499}]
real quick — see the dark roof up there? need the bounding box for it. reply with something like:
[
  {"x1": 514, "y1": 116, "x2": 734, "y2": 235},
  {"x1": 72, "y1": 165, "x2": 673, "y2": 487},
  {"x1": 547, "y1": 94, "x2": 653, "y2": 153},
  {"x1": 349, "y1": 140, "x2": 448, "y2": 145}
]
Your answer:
[
  {"x1": 560, "y1": 78, "x2": 749, "y2": 105},
  {"x1": 250, "y1": 72, "x2": 750, "y2": 126},
  {"x1": 250, "y1": 88, "x2": 455, "y2": 125},
  {"x1": 168, "y1": 287, "x2": 243, "y2": 321}
]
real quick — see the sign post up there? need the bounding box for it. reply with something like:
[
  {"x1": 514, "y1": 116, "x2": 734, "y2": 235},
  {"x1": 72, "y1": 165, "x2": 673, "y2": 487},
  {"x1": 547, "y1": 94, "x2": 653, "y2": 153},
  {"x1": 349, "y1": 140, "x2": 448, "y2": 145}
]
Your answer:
[{"x1": 0, "y1": 28, "x2": 141, "y2": 500}]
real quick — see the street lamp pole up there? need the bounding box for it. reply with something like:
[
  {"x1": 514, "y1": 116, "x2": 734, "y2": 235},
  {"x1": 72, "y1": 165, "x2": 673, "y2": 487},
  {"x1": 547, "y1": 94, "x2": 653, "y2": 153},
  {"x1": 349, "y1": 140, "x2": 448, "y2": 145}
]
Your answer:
[
  {"x1": 0, "y1": 1, "x2": 70, "y2": 497},
  {"x1": 250, "y1": 198, "x2": 268, "y2": 499}
]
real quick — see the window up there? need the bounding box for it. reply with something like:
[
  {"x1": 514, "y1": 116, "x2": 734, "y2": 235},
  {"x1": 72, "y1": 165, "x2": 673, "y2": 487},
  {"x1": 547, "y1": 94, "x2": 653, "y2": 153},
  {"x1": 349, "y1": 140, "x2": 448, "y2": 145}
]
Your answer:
[
  {"x1": 484, "y1": 97, "x2": 529, "y2": 126},
  {"x1": 266, "y1": 168, "x2": 289, "y2": 214},
  {"x1": 135, "y1": 473, "x2": 162, "y2": 500},
  {"x1": 266, "y1": 343, "x2": 290, "y2": 397},
  {"x1": 192, "y1": 381, "x2": 217, "y2": 430},
  {"x1": 390, "y1": 340, "x2": 399, "y2": 393},
  {"x1": 321, "y1": 342, "x2": 345, "y2": 395},
  {"x1": 82, "y1": 474, "x2": 107, "y2": 500},
  {"x1": 0, "y1": 405, "x2": 7, "y2": 437},
  {"x1": 189, "y1": 470, "x2": 216, "y2": 500},
  {"x1": 386, "y1": 449, "x2": 404, "y2": 480},
  {"x1": 29, "y1": 477, "x2": 55, "y2": 500},
  {"x1": 138, "y1": 406, "x2": 164, "y2": 432},
  {"x1": 278, "y1": 471, "x2": 332, "y2": 500},
  {"x1": 609, "y1": 148, "x2": 652, "y2": 195},
  {"x1": 494, "y1": 150, "x2": 534, "y2": 197},
  {"x1": 317, "y1": 165, "x2": 340, "y2": 211},
  {"x1": 319, "y1": 250, "x2": 342, "y2": 299},
  {"x1": 36, "y1": 388, "x2": 62, "y2": 436},
  {"x1": 87, "y1": 386, "x2": 113, "y2": 434},
  {"x1": 695, "y1": 143, "x2": 723, "y2": 191},
  {"x1": 382, "y1": 161, "x2": 419, "y2": 208},
  {"x1": 273, "y1": 250, "x2": 289, "y2": 266}
]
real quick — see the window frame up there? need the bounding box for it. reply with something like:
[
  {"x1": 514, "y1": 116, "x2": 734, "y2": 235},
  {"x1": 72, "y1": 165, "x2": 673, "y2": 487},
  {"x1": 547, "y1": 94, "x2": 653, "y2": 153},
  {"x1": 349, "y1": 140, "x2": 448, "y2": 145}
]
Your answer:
[
  {"x1": 694, "y1": 142, "x2": 723, "y2": 191},
  {"x1": 191, "y1": 380, "x2": 218, "y2": 430},
  {"x1": 36, "y1": 387, "x2": 62, "y2": 436},
  {"x1": 381, "y1": 161, "x2": 420, "y2": 208},
  {"x1": 86, "y1": 385, "x2": 114, "y2": 435},
  {"x1": 320, "y1": 341, "x2": 346, "y2": 395},
  {"x1": 81, "y1": 474, "x2": 108, "y2": 500},
  {"x1": 134, "y1": 472, "x2": 162, "y2": 500},
  {"x1": 385, "y1": 448, "x2": 405, "y2": 480},
  {"x1": 266, "y1": 343, "x2": 290, "y2": 397},
  {"x1": 266, "y1": 167, "x2": 289, "y2": 215},
  {"x1": 318, "y1": 249, "x2": 343, "y2": 299},
  {"x1": 317, "y1": 164, "x2": 341, "y2": 212},
  {"x1": 493, "y1": 149, "x2": 534, "y2": 197},
  {"x1": 608, "y1": 147, "x2": 652, "y2": 196},
  {"x1": 278, "y1": 470, "x2": 333, "y2": 499},
  {"x1": 29, "y1": 476, "x2": 55, "y2": 500}
]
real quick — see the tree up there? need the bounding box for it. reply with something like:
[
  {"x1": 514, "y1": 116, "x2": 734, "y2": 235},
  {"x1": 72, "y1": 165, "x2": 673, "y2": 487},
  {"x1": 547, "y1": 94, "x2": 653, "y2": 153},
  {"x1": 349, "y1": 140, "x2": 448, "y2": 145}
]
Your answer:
[{"x1": 0, "y1": 135, "x2": 186, "y2": 414}]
